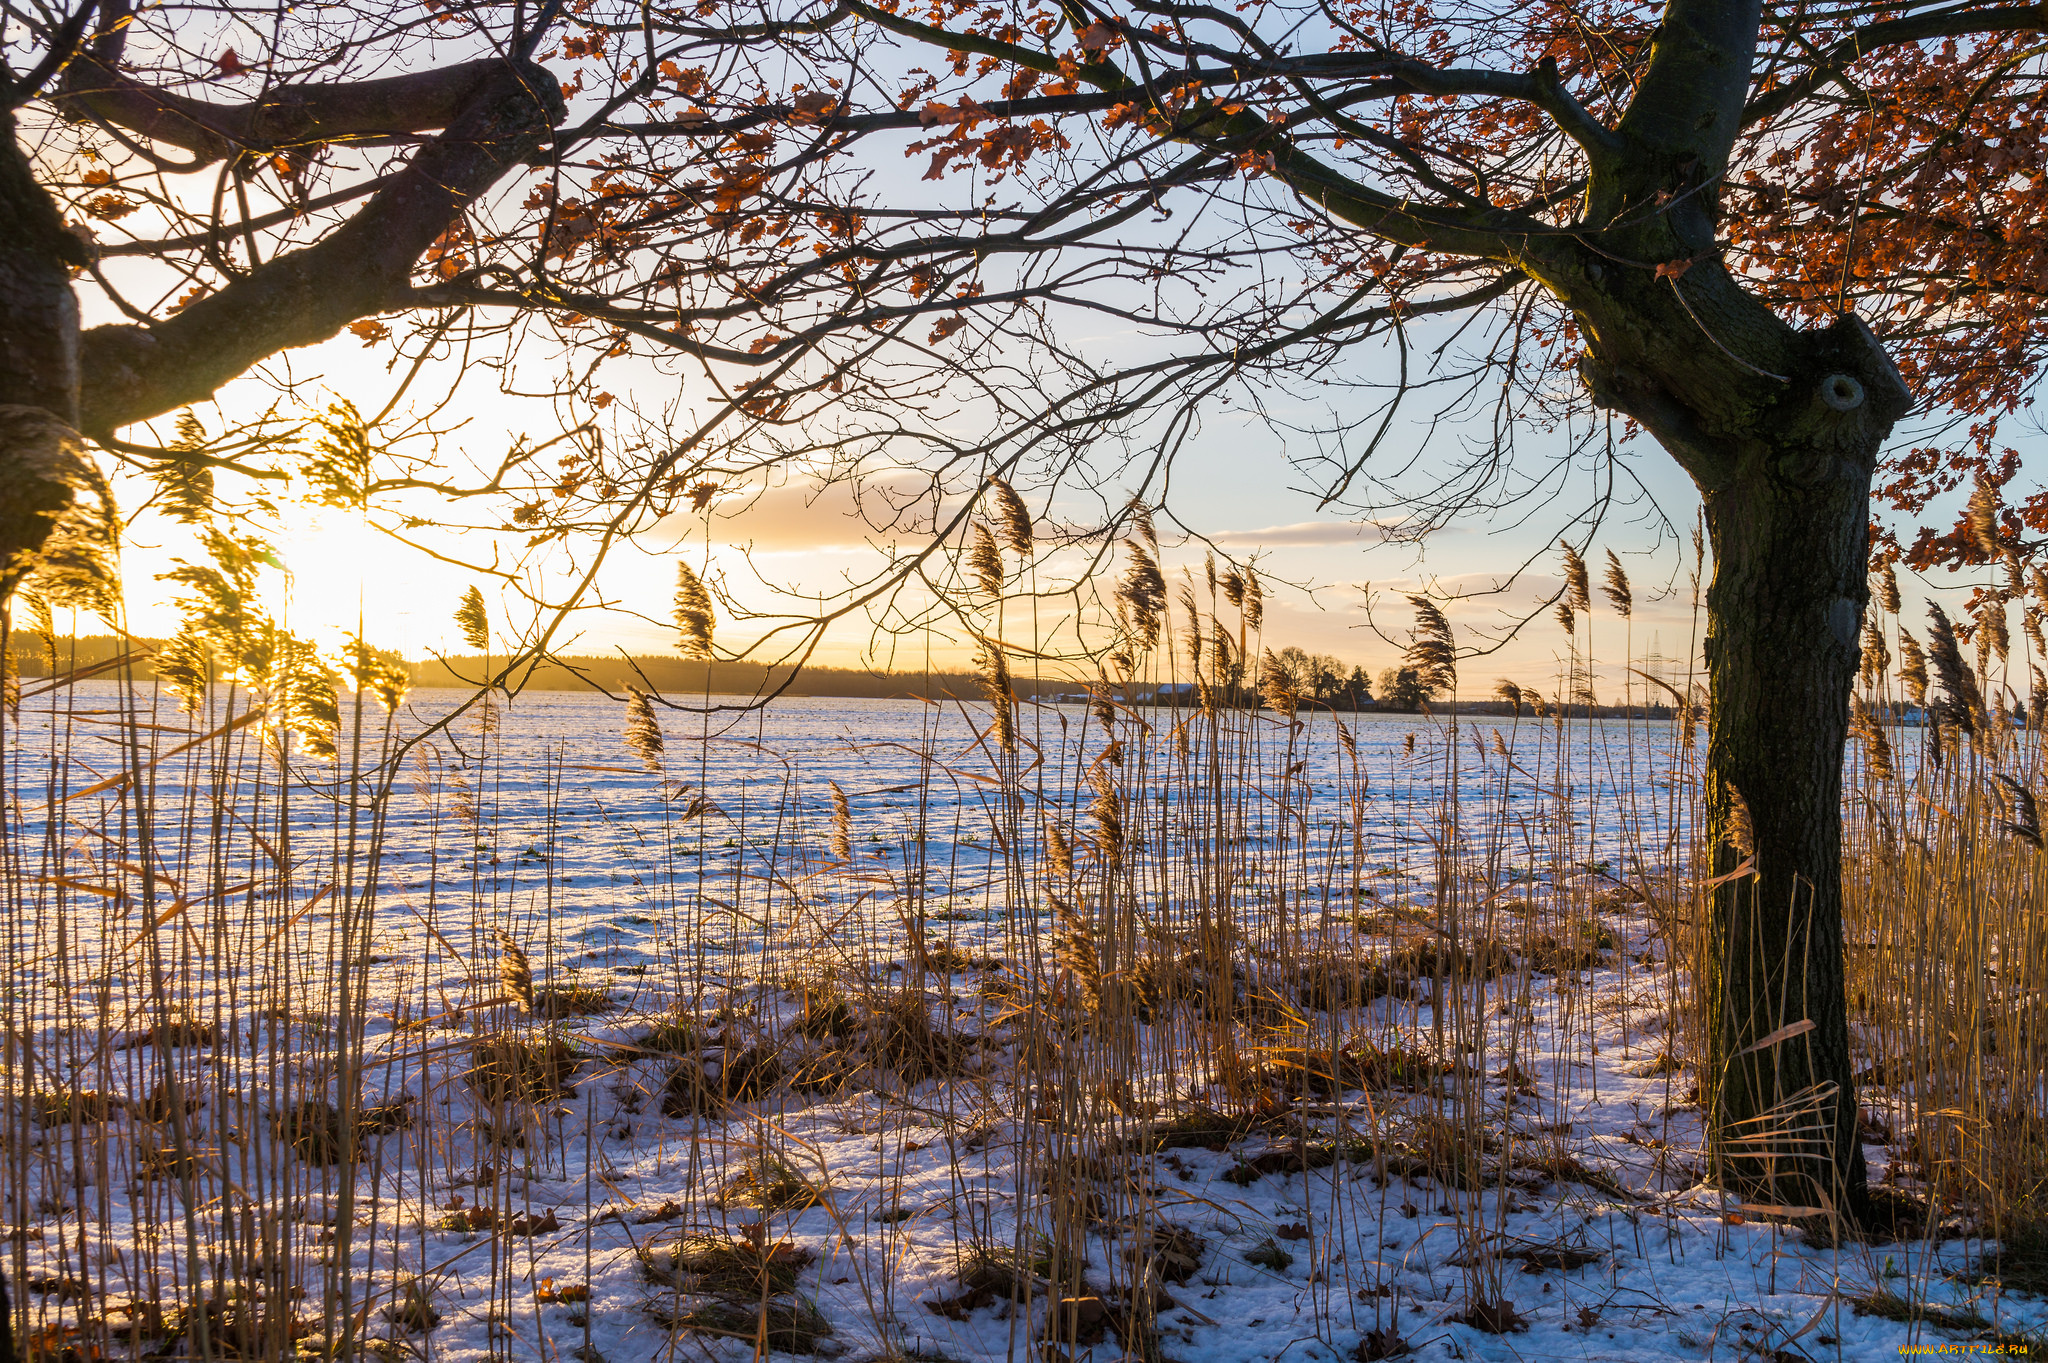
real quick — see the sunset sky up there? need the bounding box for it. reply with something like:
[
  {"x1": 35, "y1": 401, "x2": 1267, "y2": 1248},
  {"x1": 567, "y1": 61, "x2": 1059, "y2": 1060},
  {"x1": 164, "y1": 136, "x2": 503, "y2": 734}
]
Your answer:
[{"x1": 99, "y1": 293, "x2": 1990, "y2": 699}]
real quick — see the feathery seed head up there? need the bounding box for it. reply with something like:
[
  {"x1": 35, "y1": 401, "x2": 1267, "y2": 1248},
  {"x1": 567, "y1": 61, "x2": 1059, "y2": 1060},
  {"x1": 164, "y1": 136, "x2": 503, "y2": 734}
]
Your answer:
[
  {"x1": 1559, "y1": 540, "x2": 1591, "y2": 613},
  {"x1": 970, "y1": 523, "x2": 1005, "y2": 597},
  {"x1": 1601, "y1": 550, "x2": 1632, "y2": 618},
  {"x1": 986, "y1": 476, "x2": 1032, "y2": 555},
  {"x1": 455, "y1": 586, "x2": 490, "y2": 652},
  {"x1": 672, "y1": 561, "x2": 715, "y2": 660},
  {"x1": 623, "y1": 687, "x2": 665, "y2": 771}
]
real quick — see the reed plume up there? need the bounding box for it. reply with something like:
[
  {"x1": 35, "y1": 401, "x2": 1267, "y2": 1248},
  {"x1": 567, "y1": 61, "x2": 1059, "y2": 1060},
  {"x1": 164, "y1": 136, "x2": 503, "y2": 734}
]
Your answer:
[
  {"x1": 156, "y1": 628, "x2": 211, "y2": 715},
  {"x1": 1209, "y1": 622, "x2": 1234, "y2": 679},
  {"x1": 1996, "y1": 775, "x2": 2043, "y2": 848},
  {"x1": 1851, "y1": 696, "x2": 1896, "y2": 780},
  {"x1": 970, "y1": 524, "x2": 1005, "y2": 597},
  {"x1": 1088, "y1": 765, "x2": 1123, "y2": 864},
  {"x1": 1179, "y1": 581, "x2": 1203, "y2": 672},
  {"x1": 1967, "y1": 471, "x2": 2003, "y2": 559},
  {"x1": 1559, "y1": 540, "x2": 1591, "y2": 613},
  {"x1": 1494, "y1": 679, "x2": 1523, "y2": 714},
  {"x1": 1898, "y1": 629, "x2": 1929, "y2": 707},
  {"x1": 623, "y1": 687, "x2": 665, "y2": 771},
  {"x1": 1220, "y1": 569, "x2": 1243, "y2": 608},
  {"x1": 268, "y1": 635, "x2": 340, "y2": 760},
  {"x1": 1601, "y1": 550, "x2": 1631, "y2": 617},
  {"x1": 2026, "y1": 606, "x2": 2046, "y2": 659},
  {"x1": 1090, "y1": 684, "x2": 1116, "y2": 732},
  {"x1": 1555, "y1": 602, "x2": 1575, "y2": 635},
  {"x1": 987, "y1": 476, "x2": 1032, "y2": 555},
  {"x1": 455, "y1": 586, "x2": 490, "y2": 651},
  {"x1": 495, "y1": 930, "x2": 535, "y2": 1012},
  {"x1": 160, "y1": 412, "x2": 217, "y2": 524},
  {"x1": 22, "y1": 453, "x2": 122, "y2": 623},
  {"x1": 975, "y1": 636, "x2": 1016, "y2": 752},
  {"x1": 448, "y1": 767, "x2": 479, "y2": 829},
  {"x1": 411, "y1": 745, "x2": 437, "y2": 808},
  {"x1": 1877, "y1": 562, "x2": 1902, "y2": 615},
  {"x1": 1204, "y1": 552, "x2": 1217, "y2": 597},
  {"x1": 1258, "y1": 649, "x2": 1298, "y2": 717},
  {"x1": 1050, "y1": 894, "x2": 1101, "y2": 1012},
  {"x1": 828, "y1": 781, "x2": 853, "y2": 861},
  {"x1": 1723, "y1": 782, "x2": 1757, "y2": 859},
  {"x1": 673, "y1": 561, "x2": 715, "y2": 659},
  {"x1": 343, "y1": 634, "x2": 409, "y2": 712},
  {"x1": 1045, "y1": 821, "x2": 1074, "y2": 879},
  {"x1": 1117, "y1": 542, "x2": 1166, "y2": 650},
  {"x1": 1243, "y1": 569, "x2": 1264, "y2": 632},
  {"x1": 1860, "y1": 618, "x2": 1889, "y2": 688},
  {"x1": 1976, "y1": 594, "x2": 2010, "y2": 668},
  {"x1": 1925, "y1": 602, "x2": 1985, "y2": 732},
  {"x1": 1127, "y1": 497, "x2": 1158, "y2": 551},
  {"x1": 1405, "y1": 595, "x2": 1456, "y2": 695}
]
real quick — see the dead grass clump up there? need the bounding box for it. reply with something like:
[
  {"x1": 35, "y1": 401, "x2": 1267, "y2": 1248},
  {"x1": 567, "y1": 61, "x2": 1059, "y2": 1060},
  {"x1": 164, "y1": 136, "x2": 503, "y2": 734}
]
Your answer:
[
  {"x1": 1244, "y1": 1237, "x2": 1293, "y2": 1271},
  {"x1": 1223, "y1": 1137, "x2": 1362, "y2": 1184},
  {"x1": 1255, "y1": 1035, "x2": 1446, "y2": 1096},
  {"x1": 865, "y1": 990, "x2": 968, "y2": 1082},
  {"x1": 1976, "y1": 1219, "x2": 2048, "y2": 1298},
  {"x1": 1449, "y1": 1298, "x2": 1528, "y2": 1334},
  {"x1": 273, "y1": 1097, "x2": 412, "y2": 1164},
  {"x1": 463, "y1": 1035, "x2": 580, "y2": 1105},
  {"x1": 1385, "y1": 938, "x2": 1512, "y2": 986},
  {"x1": 1354, "y1": 1325, "x2": 1412, "y2": 1360},
  {"x1": 661, "y1": 1040, "x2": 783, "y2": 1116},
  {"x1": 122, "y1": 1010, "x2": 217, "y2": 1050},
  {"x1": 784, "y1": 1044, "x2": 860, "y2": 1096},
  {"x1": 638, "y1": 1228, "x2": 816, "y2": 1296},
  {"x1": 1127, "y1": 1221, "x2": 1206, "y2": 1283},
  {"x1": 1296, "y1": 959, "x2": 1395, "y2": 1011},
  {"x1": 532, "y1": 983, "x2": 614, "y2": 1019},
  {"x1": 633, "y1": 1010, "x2": 709, "y2": 1055},
  {"x1": 790, "y1": 987, "x2": 856, "y2": 1039},
  {"x1": 1379, "y1": 1114, "x2": 1487, "y2": 1189},
  {"x1": 151, "y1": 1297, "x2": 319, "y2": 1358},
  {"x1": 26, "y1": 1089, "x2": 122, "y2": 1125},
  {"x1": 914, "y1": 935, "x2": 1002, "y2": 975},
  {"x1": 1143, "y1": 1105, "x2": 1259, "y2": 1151},
  {"x1": 1508, "y1": 1152, "x2": 1638, "y2": 1200},
  {"x1": 1520, "y1": 931, "x2": 1613, "y2": 974},
  {"x1": 644, "y1": 1295, "x2": 833, "y2": 1353},
  {"x1": 1852, "y1": 1286, "x2": 1992, "y2": 1334},
  {"x1": 1131, "y1": 950, "x2": 1242, "y2": 1020},
  {"x1": 718, "y1": 1150, "x2": 820, "y2": 1212},
  {"x1": 384, "y1": 1278, "x2": 441, "y2": 1333},
  {"x1": 926, "y1": 1241, "x2": 1052, "y2": 1319}
]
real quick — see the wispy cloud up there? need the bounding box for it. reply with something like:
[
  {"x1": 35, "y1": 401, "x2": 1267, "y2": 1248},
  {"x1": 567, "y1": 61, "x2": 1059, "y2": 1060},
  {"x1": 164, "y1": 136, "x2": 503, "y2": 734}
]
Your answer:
[{"x1": 1208, "y1": 519, "x2": 1460, "y2": 548}]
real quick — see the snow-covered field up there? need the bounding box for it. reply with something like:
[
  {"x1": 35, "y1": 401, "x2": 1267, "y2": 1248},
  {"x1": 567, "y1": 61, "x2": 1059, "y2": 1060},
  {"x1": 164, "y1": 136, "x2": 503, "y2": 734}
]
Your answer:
[{"x1": 3, "y1": 683, "x2": 2039, "y2": 1362}]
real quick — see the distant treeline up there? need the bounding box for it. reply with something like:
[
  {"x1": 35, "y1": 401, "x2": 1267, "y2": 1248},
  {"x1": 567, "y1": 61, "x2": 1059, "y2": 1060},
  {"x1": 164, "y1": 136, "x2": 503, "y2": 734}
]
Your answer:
[
  {"x1": 9, "y1": 637, "x2": 1681, "y2": 718},
  {"x1": 6, "y1": 636, "x2": 1060, "y2": 701}
]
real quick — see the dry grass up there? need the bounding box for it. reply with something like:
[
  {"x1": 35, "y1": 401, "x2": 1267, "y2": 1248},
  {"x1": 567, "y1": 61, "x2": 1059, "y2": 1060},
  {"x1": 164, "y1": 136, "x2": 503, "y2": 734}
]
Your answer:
[{"x1": 6, "y1": 566, "x2": 2046, "y2": 1360}]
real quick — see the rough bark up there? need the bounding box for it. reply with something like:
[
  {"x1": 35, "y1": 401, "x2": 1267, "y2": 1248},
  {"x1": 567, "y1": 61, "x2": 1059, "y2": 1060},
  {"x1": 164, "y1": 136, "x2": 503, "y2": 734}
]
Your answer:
[
  {"x1": 0, "y1": 110, "x2": 96, "y2": 597},
  {"x1": 1583, "y1": 299, "x2": 1910, "y2": 1208}
]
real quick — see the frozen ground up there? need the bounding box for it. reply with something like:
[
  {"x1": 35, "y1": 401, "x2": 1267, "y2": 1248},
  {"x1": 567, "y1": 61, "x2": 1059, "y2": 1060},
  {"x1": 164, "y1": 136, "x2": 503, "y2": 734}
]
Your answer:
[{"x1": 4, "y1": 683, "x2": 2038, "y2": 1362}]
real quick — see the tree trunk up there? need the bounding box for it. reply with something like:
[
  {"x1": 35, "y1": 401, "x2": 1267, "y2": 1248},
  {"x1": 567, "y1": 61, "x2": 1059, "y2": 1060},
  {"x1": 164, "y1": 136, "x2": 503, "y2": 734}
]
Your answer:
[
  {"x1": 1582, "y1": 289, "x2": 1911, "y2": 1216},
  {"x1": 1701, "y1": 435, "x2": 1873, "y2": 1211}
]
